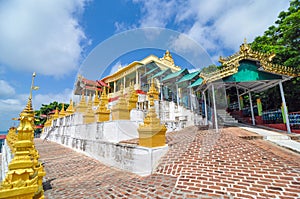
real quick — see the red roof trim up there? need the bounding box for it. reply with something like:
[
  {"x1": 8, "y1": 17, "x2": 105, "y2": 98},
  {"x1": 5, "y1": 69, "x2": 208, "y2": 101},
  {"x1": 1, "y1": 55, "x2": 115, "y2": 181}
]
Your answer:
[
  {"x1": 97, "y1": 80, "x2": 109, "y2": 87},
  {"x1": 136, "y1": 90, "x2": 146, "y2": 94},
  {"x1": 108, "y1": 96, "x2": 119, "y2": 102},
  {"x1": 0, "y1": 135, "x2": 6, "y2": 139}
]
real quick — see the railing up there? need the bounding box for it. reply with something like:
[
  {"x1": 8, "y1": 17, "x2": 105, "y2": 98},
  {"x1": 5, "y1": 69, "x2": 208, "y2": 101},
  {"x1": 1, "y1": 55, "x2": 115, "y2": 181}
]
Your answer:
[
  {"x1": 289, "y1": 112, "x2": 300, "y2": 129},
  {"x1": 262, "y1": 110, "x2": 283, "y2": 124},
  {"x1": 262, "y1": 110, "x2": 300, "y2": 129},
  {"x1": 228, "y1": 101, "x2": 239, "y2": 110}
]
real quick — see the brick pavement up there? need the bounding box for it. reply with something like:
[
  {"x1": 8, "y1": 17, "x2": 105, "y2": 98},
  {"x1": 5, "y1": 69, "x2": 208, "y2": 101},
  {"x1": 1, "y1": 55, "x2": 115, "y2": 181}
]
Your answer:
[{"x1": 35, "y1": 127, "x2": 300, "y2": 199}]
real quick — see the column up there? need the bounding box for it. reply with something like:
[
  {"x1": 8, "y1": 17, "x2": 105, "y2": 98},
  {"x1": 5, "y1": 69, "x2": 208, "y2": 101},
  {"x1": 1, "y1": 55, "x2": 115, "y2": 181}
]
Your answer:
[
  {"x1": 212, "y1": 84, "x2": 218, "y2": 132},
  {"x1": 176, "y1": 84, "x2": 179, "y2": 106},
  {"x1": 123, "y1": 76, "x2": 126, "y2": 90},
  {"x1": 189, "y1": 82, "x2": 193, "y2": 111},
  {"x1": 279, "y1": 81, "x2": 291, "y2": 133},
  {"x1": 203, "y1": 91, "x2": 208, "y2": 125},
  {"x1": 224, "y1": 87, "x2": 228, "y2": 108},
  {"x1": 249, "y1": 91, "x2": 255, "y2": 125},
  {"x1": 160, "y1": 82, "x2": 164, "y2": 101},
  {"x1": 114, "y1": 81, "x2": 116, "y2": 93},
  {"x1": 136, "y1": 70, "x2": 139, "y2": 87},
  {"x1": 236, "y1": 86, "x2": 241, "y2": 110}
]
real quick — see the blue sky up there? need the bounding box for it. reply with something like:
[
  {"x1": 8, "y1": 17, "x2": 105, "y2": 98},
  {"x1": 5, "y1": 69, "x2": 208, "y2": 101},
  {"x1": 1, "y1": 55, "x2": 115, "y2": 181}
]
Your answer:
[{"x1": 0, "y1": 0, "x2": 290, "y2": 130}]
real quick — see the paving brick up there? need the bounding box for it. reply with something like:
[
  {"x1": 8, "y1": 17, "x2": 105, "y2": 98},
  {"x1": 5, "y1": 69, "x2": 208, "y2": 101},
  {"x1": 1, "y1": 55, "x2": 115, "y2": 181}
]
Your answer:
[{"x1": 35, "y1": 126, "x2": 300, "y2": 199}]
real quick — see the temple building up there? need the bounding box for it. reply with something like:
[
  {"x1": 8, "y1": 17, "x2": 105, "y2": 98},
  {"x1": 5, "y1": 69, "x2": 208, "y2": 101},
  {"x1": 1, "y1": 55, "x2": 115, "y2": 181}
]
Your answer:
[{"x1": 40, "y1": 42, "x2": 299, "y2": 176}]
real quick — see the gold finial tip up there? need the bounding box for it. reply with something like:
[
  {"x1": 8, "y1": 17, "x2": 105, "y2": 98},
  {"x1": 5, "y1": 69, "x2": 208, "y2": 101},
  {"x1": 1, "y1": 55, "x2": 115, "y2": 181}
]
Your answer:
[{"x1": 244, "y1": 38, "x2": 247, "y2": 44}]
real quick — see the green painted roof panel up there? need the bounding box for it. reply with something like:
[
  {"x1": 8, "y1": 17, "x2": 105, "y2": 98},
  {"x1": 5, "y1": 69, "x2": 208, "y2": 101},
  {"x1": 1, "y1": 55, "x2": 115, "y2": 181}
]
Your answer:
[
  {"x1": 162, "y1": 69, "x2": 189, "y2": 82},
  {"x1": 177, "y1": 71, "x2": 200, "y2": 83},
  {"x1": 142, "y1": 67, "x2": 160, "y2": 78},
  {"x1": 223, "y1": 60, "x2": 283, "y2": 83},
  {"x1": 188, "y1": 78, "x2": 203, "y2": 88},
  {"x1": 152, "y1": 68, "x2": 171, "y2": 79}
]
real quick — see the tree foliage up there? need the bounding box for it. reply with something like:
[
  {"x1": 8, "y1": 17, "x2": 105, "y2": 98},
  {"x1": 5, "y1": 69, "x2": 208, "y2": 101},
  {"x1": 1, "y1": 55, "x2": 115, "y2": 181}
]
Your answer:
[
  {"x1": 251, "y1": 0, "x2": 300, "y2": 69},
  {"x1": 251, "y1": 0, "x2": 300, "y2": 112},
  {"x1": 34, "y1": 101, "x2": 69, "y2": 126}
]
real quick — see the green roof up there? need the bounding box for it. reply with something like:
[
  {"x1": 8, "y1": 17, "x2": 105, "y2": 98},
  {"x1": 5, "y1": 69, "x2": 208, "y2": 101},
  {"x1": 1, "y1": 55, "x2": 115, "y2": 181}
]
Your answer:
[
  {"x1": 162, "y1": 69, "x2": 188, "y2": 82},
  {"x1": 152, "y1": 68, "x2": 171, "y2": 79},
  {"x1": 188, "y1": 78, "x2": 203, "y2": 88},
  {"x1": 177, "y1": 71, "x2": 200, "y2": 83},
  {"x1": 223, "y1": 60, "x2": 283, "y2": 83},
  {"x1": 142, "y1": 67, "x2": 160, "y2": 78}
]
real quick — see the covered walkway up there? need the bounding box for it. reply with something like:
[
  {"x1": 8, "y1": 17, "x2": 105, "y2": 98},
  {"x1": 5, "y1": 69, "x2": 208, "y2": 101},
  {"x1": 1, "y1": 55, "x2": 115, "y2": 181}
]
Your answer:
[{"x1": 193, "y1": 41, "x2": 299, "y2": 133}]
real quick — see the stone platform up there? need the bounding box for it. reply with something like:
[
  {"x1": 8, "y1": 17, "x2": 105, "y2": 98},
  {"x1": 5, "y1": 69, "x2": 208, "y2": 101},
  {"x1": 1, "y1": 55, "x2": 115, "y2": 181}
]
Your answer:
[{"x1": 36, "y1": 127, "x2": 300, "y2": 199}]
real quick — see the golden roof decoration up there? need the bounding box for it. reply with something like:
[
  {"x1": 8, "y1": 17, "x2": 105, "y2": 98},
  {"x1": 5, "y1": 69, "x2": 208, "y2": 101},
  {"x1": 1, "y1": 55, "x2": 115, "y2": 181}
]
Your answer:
[
  {"x1": 161, "y1": 50, "x2": 175, "y2": 66},
  {"x1": 217, "y1": 39, "x2": 298, "y2": 78}
]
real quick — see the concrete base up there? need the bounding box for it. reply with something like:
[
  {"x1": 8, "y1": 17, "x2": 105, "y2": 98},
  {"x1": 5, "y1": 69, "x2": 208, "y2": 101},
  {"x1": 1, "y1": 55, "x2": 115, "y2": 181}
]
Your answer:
[
  {"x1": 111, "y1": 109, "x2": 130, "y2": 120},
  {"x1": 41, "y1": 120, "x2": 168, "y2": 176}
]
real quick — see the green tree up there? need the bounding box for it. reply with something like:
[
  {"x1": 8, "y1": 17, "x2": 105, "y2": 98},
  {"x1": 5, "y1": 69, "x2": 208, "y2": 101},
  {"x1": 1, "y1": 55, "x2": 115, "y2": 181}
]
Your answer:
[
  {"x1": 251, "y1": 0, "x2": 300, "y2": 69},
  {"x1": 34, "y1": 101, "x2": 69, "y2": 126},
  {"x1": 251, "y1": 0, "x2": 300, "y2": 112}
]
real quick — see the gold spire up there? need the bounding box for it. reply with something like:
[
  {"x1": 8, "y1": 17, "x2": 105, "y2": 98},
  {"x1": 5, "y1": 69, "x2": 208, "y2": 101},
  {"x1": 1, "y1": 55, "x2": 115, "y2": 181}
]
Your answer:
[
  {"x1": 138, "y1": 83, "x2": 166, "y2": 147},
  {"x1": 83, "y1": 94, "x2": 96, "y2": 124},
  {"x1": 43, "y1": 116, "x2": 52, "y2": 128},
  {"x1": 161, "y1": 50, "x2": 175, "y2": 66},
  {"x1": 128, "y1": 82, "x2": 138, "y2": 110},
  {"x1": 53, "y1": 107, "x2": 59, "y2": 119},
  {"x1": 147, "y1": 79, "x2": 159, "y2": 103},
  {"x1": 111, "y1": 84, "x2": 130, "y2": 120},
  {"x1": 59, "y1": 103, "x2": 66, "y2": 118},
  {"x1": 87, "y1": 93, "x2": 93, "y2": 108},
  {"x1": 66, "y1": 99, "x2": 75, "y2": 115},
  {"x1": 100, "y1": 87, "x2": 108, "y2": 106},
  {"x1": 0, "y1": 72, "x2": 45, "y2": 199},
  {"x1": 95, "y1": 87, "x2": 110, "y2": 122},
  {"x1": 93, "y1": 89, "x2": 100, "y2": 106},
  {"x1": 76, "y1": 92, "x2": 88, "y2": 113}
]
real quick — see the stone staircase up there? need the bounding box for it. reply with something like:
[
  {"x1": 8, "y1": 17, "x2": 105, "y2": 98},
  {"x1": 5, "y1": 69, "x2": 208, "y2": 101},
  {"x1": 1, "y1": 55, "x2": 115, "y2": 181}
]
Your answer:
[{"x1": 217, "y1": 109, "x2": 239, "y2": 124}]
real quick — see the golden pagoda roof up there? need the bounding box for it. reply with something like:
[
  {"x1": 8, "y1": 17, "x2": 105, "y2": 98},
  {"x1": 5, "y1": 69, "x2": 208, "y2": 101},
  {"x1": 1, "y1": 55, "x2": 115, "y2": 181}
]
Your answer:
[
  {"x1": 216, "y1": 40, "x2": 298, "y2": 79},
  {"x1": 102, "y1": 51, "x2": 181, "y2": 83},
  {"x1": 194, "y1": 41, "x2": 299, "y2": 93}
]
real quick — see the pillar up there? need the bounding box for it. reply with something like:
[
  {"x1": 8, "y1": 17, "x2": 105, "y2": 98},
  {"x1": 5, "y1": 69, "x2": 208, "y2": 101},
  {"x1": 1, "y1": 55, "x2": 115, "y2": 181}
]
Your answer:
[
  {"x1": 136, "y1": 70, "x2": 139, "y2": 89},
  {"x1": 236, "y1": 86, "x2": 241, "y2": 110},
  {"x1": 114, "y1": 81, "x2": 116, "y2": 93},
  {"x1": 176, "y1": 84, "x2": 179, "y2": 106},
  {"x1": 248, "y1": 91, "x2": 255, "y2": 125},
  {"x1": 279, "y1": 81, "x2": 291, "y2": 133},
  {"x1": 160, "y1": 82, "x2": 163, "y2": 101},
  {"x1": 203, "y1": 91, "x2": 208, "y2": 125},
  {"x1": 123, "y1": 76, "x2": 126, "y2": 90},
  {"x1": 212, "y1": 84, "x2": 218, "y2": 132}
]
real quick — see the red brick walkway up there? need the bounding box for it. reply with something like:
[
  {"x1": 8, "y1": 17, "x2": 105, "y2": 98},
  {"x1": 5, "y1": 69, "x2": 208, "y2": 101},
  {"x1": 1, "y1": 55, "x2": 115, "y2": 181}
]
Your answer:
[{"x1": 35, "y1": 127, "x2": 300, "y2": 199}]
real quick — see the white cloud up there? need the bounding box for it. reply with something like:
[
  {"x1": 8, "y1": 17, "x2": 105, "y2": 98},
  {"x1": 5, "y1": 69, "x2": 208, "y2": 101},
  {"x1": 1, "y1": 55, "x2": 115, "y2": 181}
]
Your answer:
[
  {"x1": 114, "y1": 22, "x2": 137, "y2": 33},
  {"x1": 33, "y1": 88, "x2": 73, "y2": 109},
  {"x1": 130, "y1": 0, "x2": 290, "y2": 58},
  {"x1": 0, "y1": 80, "x2": 16, "y2": 98},
  {"x1": 109, "y1": 61, "x2": 127, "y2": 76},
  {"x1": 0, "y1": 0, "x2": 89, "y2": 77},
  {"x1": 133, "y1": 0, "x2": 177, "y2": 28},
  {"x1": 0, "y1": 88, "x2": 73, "y2": 130}
]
